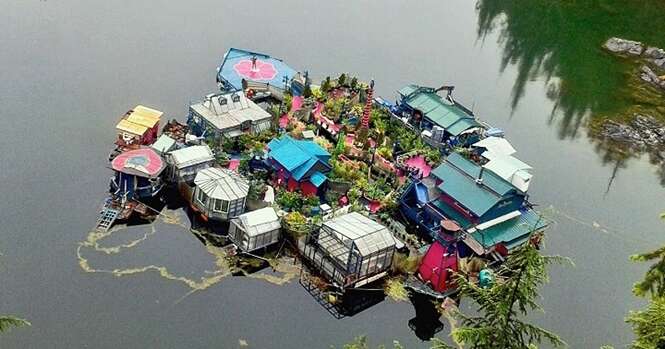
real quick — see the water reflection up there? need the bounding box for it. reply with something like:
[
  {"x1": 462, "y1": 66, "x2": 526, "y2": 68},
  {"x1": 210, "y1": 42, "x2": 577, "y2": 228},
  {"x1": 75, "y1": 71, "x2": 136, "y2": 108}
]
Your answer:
[{"x1": 476, "y1": 0, "x2": 665, "y2": 185}]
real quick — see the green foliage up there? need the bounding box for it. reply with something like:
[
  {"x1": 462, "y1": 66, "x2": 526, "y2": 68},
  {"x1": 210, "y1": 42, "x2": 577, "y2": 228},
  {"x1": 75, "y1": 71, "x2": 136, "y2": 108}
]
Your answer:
[
  {"x1": 330, "y1": 159, "x2": 367, "y2": 183},
  {"x1": 631, "y1": 246, "x2": 665, "y2": 298},
  {"x1": 449, "y1": 237, "x2": 569, "y2": 349},
  {"x1": 321, "y1": 76, "x2": 333, "y2": 94},
  {"x1": 283, "y1": 211, "x2": 310, "y2": 240},
  {"x1": 350, "y1": 77, "x2": 359, "y2": 90},
  {"x1": 275, "y1": 189, "x2": 303, "y2": 212},
  {"x1": 626, "y1": 297, "x2": 665, "y2": 349},
  {"x1": 337, "y1": 73, "x2": 347, "y2": 87},
  {"x1": 0, "y1": 316, "x2": 30, "y2": 334},
  {"x1": 247, "y1": 180, "x2": 266, "y2": 201},
  {"x1": 392, "y1": 253, "x2": 421, "y2": 275},
  {"x1": 215, "y1": 151, "x2": 230, "y2": 166}
]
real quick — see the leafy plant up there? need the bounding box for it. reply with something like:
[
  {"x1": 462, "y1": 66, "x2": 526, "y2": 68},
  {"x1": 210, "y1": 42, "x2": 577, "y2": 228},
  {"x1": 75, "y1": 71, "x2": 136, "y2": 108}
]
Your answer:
[
  {"x1": 0, "y1": 316, "x2": 30, "y2": 334},
  {"x1": 276, "y1": 189, "x2": 303, "y2": 212},
  {"x1": 283, "y1": 211, "x2": 310, "y2": 240}
]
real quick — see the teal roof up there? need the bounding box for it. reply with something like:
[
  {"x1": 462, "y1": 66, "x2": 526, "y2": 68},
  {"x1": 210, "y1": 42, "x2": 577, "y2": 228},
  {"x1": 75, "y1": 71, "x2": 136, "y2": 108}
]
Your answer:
[
  {"x1": 471, "y1": 210, "x2": 548, "y2": 249},
  {"x1": 444, "y1": 153, "x2": 515, "y2": 196},
  {"x1": 430, "y1": 199, "x2": 472, "y2": 229},
  {"x1": 431, "y1": 153, "x2": 517, "y2": 217},
  {"x1": 310, "y1": 171, "x2": 327, "y2": 187},
  {"x1": 267, "y1": 135, "x2": 331, "y2": 181},
  {"x1": 398, "y1": 85, "x2": 481, "y2": 136}
]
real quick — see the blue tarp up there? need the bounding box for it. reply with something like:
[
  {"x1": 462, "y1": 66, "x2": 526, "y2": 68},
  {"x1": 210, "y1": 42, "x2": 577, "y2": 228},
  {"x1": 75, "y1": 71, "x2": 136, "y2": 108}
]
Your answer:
[{"x1": 217, "y1": 48, "x2": 298, "y2": 91}]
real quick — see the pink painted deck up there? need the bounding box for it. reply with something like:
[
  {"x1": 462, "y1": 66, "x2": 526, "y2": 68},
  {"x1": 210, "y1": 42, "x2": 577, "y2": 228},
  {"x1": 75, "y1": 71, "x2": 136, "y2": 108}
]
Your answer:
[
  {"x1": 291, "y1": 96, "x2": 303, "y2": 112},
  {"x1": 227, "y1": 159, "x2": 240, "y2": 172},
  {"x1": 404, "y1": 155, "x2": 432, "y2": 177}
]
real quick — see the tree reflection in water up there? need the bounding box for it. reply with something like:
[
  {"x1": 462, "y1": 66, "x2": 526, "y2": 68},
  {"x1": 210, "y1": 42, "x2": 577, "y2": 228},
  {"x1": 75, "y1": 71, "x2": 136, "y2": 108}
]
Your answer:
[{"x1": 475, "y1": 0, "x2": 665, "y2": 186}]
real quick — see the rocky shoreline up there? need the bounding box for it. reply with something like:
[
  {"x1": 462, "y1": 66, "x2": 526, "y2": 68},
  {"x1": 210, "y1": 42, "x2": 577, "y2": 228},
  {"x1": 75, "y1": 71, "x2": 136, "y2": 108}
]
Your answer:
[
  {"x1": 599, "y1": 38, "x2": 665, "y2": 162},
  {"x1": 603, "y1": 37, "x2": 665, "y2": 91}
]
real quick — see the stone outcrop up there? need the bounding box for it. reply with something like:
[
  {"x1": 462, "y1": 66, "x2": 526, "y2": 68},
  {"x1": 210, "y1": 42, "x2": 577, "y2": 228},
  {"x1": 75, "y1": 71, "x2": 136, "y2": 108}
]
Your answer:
[
  {"x1": 603, "y1": 37, "x2": 665, "y2": 91},
  {"x1": 603, "y1": 37, "x2": 644, "y2": 56},
  {"x1": 640, "y1": 65, "x2": 665, "y2": 90},
  {"x1": 600, "y1": 114, "x2": 665, "y2": 149}
]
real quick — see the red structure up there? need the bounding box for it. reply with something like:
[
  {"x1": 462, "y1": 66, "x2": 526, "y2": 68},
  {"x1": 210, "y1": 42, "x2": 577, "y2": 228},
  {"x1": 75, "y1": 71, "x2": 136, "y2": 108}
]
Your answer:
[{"x1": 417, "y1": 241, "x2": 459, "y2": 293}]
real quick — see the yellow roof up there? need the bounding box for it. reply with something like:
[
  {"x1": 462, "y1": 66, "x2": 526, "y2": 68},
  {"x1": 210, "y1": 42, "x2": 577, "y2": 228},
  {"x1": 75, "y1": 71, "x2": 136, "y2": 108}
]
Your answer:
[
  {"x1": 133, "y1": 105, "x2": 163, "y2": 119},
  {"x1": 126, "y1": 113, "x2": 159, "y2": 128},
  {"x1": 116, "y1": 119, "x2": 148, "y2": 135}
]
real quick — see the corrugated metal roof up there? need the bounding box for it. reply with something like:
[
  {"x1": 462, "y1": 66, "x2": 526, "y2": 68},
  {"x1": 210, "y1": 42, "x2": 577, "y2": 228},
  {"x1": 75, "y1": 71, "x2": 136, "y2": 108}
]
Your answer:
[
  {"x1": 267, "y1": 135, "x2": 330, "y2": 177},
  {"x1": 443, "y1": 153, "x2": 515, "y2": 196},
  {"x1": 310, "y1": 171, "x2": 327, "y2": 187},
  {"x1": 471, "y1": 209, "x2": 547, "y2": 249},
  {"x1": 322, "y1": 212, "x2": 396, "y2": 256},
  {"x1": 194, "y1": 167, "x2": 249, "y2": 201},
  {"x1": 400, "y1": 85, "x2": 481, "y2": 135},
  {"x1": 430, "y1": 199, "x2": 472, "y2": 229},
  {"x1": 116, "y1": 119, "x2": 148, "y2": 135},
  {"x1": 169, "y1": 145, "x2": 214, "y2": 169},
  {"x1": 233, "y1": 207, "x2": 281, "y2": 237},
  {"x1": 483, "y1": 155, "x2": 532, "y2": 181}
]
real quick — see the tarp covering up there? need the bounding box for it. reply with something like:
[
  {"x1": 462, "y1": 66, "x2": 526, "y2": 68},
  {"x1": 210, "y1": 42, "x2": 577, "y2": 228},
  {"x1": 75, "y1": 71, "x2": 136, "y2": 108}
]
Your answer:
[
  {"x1": 194, "y1": 167, "x2": 249, "y2": 201},
  {"x1": 472, "y1": 137, "x2": 516, "y2": 156},
  {"x1": 111, "y1": 148, "x2": 165, "y2": 178},
  {"x1": 418, "y1": 241, "x2": 458, "y2": 293},
  {"x1": 217, "y1": 48, "x2": 297, "y2": 91}
]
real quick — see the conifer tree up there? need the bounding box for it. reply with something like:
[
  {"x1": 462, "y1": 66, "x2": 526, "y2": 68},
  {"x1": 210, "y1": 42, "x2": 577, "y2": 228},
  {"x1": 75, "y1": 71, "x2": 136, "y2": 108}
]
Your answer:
[{"x1": 437, "y1": 233, "x2": 567, "y2": 349}]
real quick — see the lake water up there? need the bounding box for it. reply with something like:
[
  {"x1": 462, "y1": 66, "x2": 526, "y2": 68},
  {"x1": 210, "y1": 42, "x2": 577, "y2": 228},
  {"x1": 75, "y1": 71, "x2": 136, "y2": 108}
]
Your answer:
[{"x1": 1, "y1": 1, "x2": 664, "y2": 348}]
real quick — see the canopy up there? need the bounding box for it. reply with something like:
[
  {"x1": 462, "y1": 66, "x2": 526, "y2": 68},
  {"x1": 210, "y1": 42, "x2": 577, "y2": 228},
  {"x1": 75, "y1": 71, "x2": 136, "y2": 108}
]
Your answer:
[
  {"x1": 482, "y1": 155, "x2": 533, "y2": 192},
  {"x1": 111, "y1": 148, "x2": 165, "y2": 178},
  {"x1": 472, "y1": 137, "x2": 516, "y2": 156},
  {"x1": 116, "y1": 119, "x2": 148, "y2": 136},
  {"x1": 194, "y1": 167, "x2": 249, "y2": 201}
]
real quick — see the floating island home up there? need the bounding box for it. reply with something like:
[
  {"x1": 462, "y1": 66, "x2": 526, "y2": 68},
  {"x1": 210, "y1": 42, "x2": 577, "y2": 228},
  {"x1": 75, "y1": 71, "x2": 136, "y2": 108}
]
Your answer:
[{"x1": 94, "y1": 47, "x2": 551, "y2": 313}]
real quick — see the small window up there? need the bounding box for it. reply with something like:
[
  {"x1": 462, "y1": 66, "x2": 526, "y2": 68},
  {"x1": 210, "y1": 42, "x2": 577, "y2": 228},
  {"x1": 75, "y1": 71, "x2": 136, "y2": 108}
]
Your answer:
[
  {"x1": 221, "y1": 200, "x2": 229, "y2": 212},
  {"x1": 218, "y1": 96, "x2": 227, "y2": 105},
  {"x1": 232, "y1": 94, "x2": 241, "y2": 103},
  {"x1": 214, "y1": 199, "x2": 222, "y2": 211}
]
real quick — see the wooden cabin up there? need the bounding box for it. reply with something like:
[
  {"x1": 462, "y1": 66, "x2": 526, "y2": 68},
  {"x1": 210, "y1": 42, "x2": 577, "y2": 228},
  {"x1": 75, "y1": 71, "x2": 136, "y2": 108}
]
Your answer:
[
  {"x1": 228, "y1": 207, "x2": 281, "y2": 252},
  {"x1": 191, "y1": 167, "x2": 249, "y2": 221},
  {"x1": 299, "y1": 212, "x2": 396, "y2": 290},
  {"x1": 115, "y1": 105, "x2": 162, "y2": 146},
  {"x1": 110, "y1": 148, "x2": 165, "y2": 200}
]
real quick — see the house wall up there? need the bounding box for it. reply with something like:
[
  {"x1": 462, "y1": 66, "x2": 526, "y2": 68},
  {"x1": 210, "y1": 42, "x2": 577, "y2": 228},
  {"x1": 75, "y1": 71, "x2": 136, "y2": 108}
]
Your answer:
[
  {"x1": 192, "y1": 187, "x2": 246, "y2": 221},
  {"x1": 438, "y1": 193, "x2": 478, "y2": 223}
]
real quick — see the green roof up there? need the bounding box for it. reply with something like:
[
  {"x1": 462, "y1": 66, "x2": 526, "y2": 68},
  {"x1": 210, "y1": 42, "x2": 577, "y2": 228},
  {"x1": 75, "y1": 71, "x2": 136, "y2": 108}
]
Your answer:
[
  {"x1": 471, "y1": 210, "x2": 548, "y2": 249},
  {"x1": 445, "y1": 153, "x2": 515, "y2": 196},
  {"x1": 430, "y1": 199, "x2": 472, "y2": 229},
  {"x1": 430, "y1": 153, "x2": 517, "y2": 216},
  {"x1": 433, "y1": 162, "x2": 501, "y2": 217},
  {"x1": 398, "y1": 85, "x2": 481, "y2": 136}
]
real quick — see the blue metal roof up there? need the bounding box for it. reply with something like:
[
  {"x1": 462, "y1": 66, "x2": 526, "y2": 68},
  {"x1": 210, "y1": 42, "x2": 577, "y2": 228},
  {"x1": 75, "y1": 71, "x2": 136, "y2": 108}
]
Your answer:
[
  {"x1": 471, "y1": 209, "x2": 548, "y2": 249},
  {"x1": 310, "y1": 171, "x2": 327, "y2": 187},
  {"x1": 268, "y1": 135, "x2": 331, "y2": 181},
  {"x1": 217, "y1": 48, "x2": 298, "y2": 91}
]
